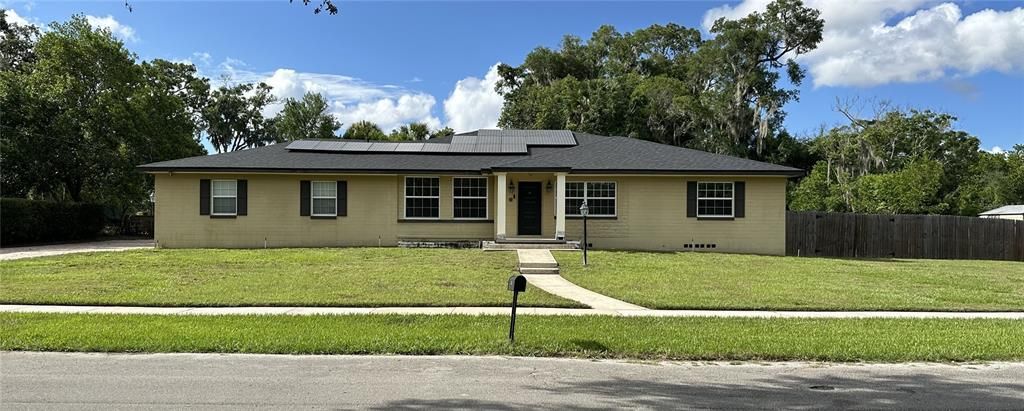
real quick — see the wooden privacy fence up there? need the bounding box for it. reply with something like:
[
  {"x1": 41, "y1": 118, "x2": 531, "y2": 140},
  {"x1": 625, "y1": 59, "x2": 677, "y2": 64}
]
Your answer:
[{"x1": 786, "y1": 211, "x2": 1024, "y2": 261}]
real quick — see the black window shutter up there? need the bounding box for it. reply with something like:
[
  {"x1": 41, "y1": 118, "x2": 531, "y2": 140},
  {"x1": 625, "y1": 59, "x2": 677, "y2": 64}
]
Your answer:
[
  {"x1": 686, "y1": 181, "x2": 697, "y2": 218},
  {"x1": 300, "y1": 180, "x2": 311, "y2": 216},
  {"x1": 336, "y1": 180, "x2": 347, "y2": 216},
  {"x1": 734, "y1": 181, "x2": 745, "y2": 218},
  {"x1": 199, "y1": 179, "x2": 211, "y2": 215},
  {"x1": 237, "y1": 180, "x2": 248, "y2": 216}
]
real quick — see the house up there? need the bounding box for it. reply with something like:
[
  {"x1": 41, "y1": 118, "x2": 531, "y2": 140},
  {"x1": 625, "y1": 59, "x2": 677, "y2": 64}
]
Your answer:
[
  {"x1": 979, "y1": 205, "x2": 1024, "y2": 221},
  {"x1": 138, "y1": 130, "x2": 802, "y2": 254}
]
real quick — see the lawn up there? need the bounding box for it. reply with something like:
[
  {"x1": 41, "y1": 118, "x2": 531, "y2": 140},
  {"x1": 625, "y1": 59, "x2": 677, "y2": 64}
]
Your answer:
[
  {"x1": 2, "y1": 313, "x2": 1022, "y2": 362},
  {"x1": 0, "y1": 249, "x2": 578, "y2": 307},
  {"x1": 557, "y1": 251, "x2": 1024, "y2": 311}
]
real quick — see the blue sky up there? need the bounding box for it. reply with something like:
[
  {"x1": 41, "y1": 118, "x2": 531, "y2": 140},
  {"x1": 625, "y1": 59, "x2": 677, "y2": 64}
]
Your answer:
[{"x1": 5, "y1": 0, "x2": 1023, "y2": 151}]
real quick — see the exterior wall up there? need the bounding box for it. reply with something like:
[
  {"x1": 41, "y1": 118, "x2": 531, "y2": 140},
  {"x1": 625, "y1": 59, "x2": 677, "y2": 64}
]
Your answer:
[
  {"x1": 980, "y1": 214, "x2": 1024, "y2": 221},
  {"x1": 153, "y1": 173, "x2": 495, "y2": 248},
  {"x1": 154, "y1": 172, "x2": 788, "y2": 254},
  {"x1": 563, "y1": 175, "x2": 787, "y2": 255}
]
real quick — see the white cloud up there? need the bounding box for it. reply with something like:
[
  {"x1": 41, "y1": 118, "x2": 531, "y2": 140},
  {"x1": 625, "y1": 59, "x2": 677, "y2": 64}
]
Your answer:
[
  {"x1": 217, "y1": 66, "x2": 440, "y2": 133},
  {"x1": 85, "y1": 14, "x2": 138, "y2": 42},
  {"x1": 987, "y1": 146, "x2": 1005, "y2": 154},
  {"x1": 702, "y1": 1, "x2": 1024, "y2": 88},
  {"x1": 192, "y1": 52, "x2": 212, "y2": 66},
  {"x1": 3, "y1": 8, "x2": 38, "y2": 27},
  {"x1": 443, "y1": 63, "x2": 504, "y2": 132}
]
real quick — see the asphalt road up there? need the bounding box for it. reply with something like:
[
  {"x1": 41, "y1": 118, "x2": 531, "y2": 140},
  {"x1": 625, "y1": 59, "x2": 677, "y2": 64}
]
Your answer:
[{"x1": 2, "y1": 352, "x2": 1022, "y2": 410}]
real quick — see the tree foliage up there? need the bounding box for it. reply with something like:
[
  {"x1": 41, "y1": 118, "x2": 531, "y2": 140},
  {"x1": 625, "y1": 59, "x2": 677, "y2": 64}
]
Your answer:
[
  {"x1": 273, "y1": 91, "x2": 341, "y2": 141},
  {"x1": 342, "y1": 120, "x2": 388, "y2": 140},
  {"x1": 1, "y1": 14, "x2": 204, "y2": 210},
  {"x1": 496, "y1": 0, "x2": 823, "y2": 162},
  {"x1": 0, "y1": 13, "x2": 205, "y2": 224},
  {"x1": 789, "y1": 106, "x2": 1019, "y2": 215},
  {"x1": 203, "y1": 82, "x2": 278, "y2": 152},
  {"x1": 388, "y1": 122, "x2": 430, "y2": 141}
]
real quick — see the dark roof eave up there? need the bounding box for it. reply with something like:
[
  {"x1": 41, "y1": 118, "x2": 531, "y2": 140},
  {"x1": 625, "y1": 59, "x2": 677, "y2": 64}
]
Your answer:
[
  {"x1": 139, "y1": 165, "x2": 803, "y2": 178},
  {"x1": 136, "y1": 166, "x2": 487, "y2": 175},
  {"x1": 566, "y1": 169, "x2": 804, "y2": 177}
]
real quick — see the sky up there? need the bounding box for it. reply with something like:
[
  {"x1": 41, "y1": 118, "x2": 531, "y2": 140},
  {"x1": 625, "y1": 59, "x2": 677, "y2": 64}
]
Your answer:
[{"x1": 4, "y1": 0, "x2": 1023, "y2": 152}]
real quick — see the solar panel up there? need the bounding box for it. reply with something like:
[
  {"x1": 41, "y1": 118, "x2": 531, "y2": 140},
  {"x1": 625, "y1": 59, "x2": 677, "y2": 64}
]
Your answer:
[
  {"x1": 284, "y1": 130, "x2": 576, "y2": 154},
  {"x1": 393, "y1": 143, "x2": 425, "y2": 152}
]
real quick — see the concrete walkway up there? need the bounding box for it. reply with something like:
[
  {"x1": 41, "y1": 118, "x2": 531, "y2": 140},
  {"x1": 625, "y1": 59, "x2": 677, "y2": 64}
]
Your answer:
[
  {"x1": 3, "y1": 304, "x2": 1022, "y2": 319},
  {"x1": 523, "y1": 274, "x2": 645, "y2": 311},
  {"x1": 0, "y1": 239, "x2": 154, "y2": 260}
]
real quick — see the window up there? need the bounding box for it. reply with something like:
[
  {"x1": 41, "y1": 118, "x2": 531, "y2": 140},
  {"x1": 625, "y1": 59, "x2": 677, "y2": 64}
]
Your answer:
[
  {"x1": 211, "y1": 180, "x2": 237, "y2": 215},
  {"x1": 453, "y1": 177, "x2": 488, "y2": 219},
  {"x1": 405, "y1": 177, "x2": 440, "y2": 218},
  {"x1": 311, "y1": 181, "x2": 337, "y2": 216},
  {"x1": 566, "y1": 181, "x2": 616, "y2": 217},
  {"x1": 697, "y1": 182, "x2": 734, "y2": 217}
]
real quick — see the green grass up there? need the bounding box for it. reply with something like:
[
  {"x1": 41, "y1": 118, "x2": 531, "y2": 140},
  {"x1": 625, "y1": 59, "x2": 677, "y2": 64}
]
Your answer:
[
  {"x1": 557, "y1": 251, "x2": 1024, "y2": 311},
  {"x1": 0, "y1": 248, "x2": 578, "y2": 308},
  {"x1": 2, "y1": 313, "x2": 1022, "y2": 362}
]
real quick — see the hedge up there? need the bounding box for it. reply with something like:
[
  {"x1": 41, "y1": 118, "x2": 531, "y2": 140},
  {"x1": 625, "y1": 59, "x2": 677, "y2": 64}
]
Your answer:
[{"x1": 0, "y1": 198, "x2": 105, "y2": 246}]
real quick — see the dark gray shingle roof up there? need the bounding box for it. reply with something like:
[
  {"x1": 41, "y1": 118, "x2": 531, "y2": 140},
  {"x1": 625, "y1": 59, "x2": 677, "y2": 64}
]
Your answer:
[{"x1": 138, "y1": 130, "x2": 802, "y2": 176}]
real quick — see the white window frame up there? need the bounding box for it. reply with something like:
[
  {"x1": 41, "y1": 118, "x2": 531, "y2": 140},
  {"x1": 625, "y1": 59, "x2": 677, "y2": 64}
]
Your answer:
[
  {"x1": 452, "y1": 177, "x2": 489, "y2": 220},
  {"x1": 403, "y1": 176, "x2": 441, "y2": 220},
  {"x1": 310, "y1": 181, "x2": 337, "y2": 217},
  {"x1": 696, "y1": 181, "x2": 734, "y2": 218},
  {"x1": 211, "y1": 179, "x2": 238, "y2": 216},
  {"x1": 566, "y1": 181, "x2": 617, "y2": 217}
]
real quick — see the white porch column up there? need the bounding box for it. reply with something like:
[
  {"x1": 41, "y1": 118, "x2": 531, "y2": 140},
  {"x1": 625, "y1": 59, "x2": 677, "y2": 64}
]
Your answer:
[
  {"x1": 555, "y1": 172, "x2": 566, "y2": 240},
  {"x1": 495, "y1": 173, "x2": 507, "y2": 240}
]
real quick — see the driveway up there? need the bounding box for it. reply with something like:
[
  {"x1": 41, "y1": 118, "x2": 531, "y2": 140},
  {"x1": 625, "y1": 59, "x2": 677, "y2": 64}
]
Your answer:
[
  {"x1": 0, "y1": 239, "x2": 153, "y2": 261},
  {"x1": 3, "y1": 352, "x2": 1022, "y2": 409}
]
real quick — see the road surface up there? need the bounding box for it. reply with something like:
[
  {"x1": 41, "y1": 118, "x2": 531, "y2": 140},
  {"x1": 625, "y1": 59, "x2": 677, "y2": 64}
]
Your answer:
[{"x1": 2, "y1": 352, "x2": 1022, "y2": 410}]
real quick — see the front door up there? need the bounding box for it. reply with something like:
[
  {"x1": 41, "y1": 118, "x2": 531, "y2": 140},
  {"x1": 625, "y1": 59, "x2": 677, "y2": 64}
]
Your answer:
[{"x1": 517, "y1": 182, "x2": 542, "y2": 235}]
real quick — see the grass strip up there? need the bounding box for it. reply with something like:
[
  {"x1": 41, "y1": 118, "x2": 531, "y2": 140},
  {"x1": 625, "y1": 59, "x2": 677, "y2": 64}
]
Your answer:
[
  {"x1": 2, "y1": 313, "x2": 1022, "y2": 362},
  {"x1": 557, "y1": 251, "x2": 1024, "y2": 311},
  {"x1": 0, "y1": 249, "x2": 578, "y2": 308}
]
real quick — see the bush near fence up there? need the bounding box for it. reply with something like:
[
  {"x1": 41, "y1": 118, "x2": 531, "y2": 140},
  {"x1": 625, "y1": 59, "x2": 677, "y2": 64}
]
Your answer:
[
  {"x1": 0, "y1": 198, "x2": 105, "y2": 246},
  {"x1": 786, "y1": 211, "x2": 1024, "y2": 261}
]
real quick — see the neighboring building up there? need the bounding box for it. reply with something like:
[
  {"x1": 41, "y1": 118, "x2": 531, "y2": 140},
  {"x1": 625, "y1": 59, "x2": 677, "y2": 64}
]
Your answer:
[
  {"x1": 138, "y1": 130, "x2": 802, "y2": 254},
  {"x1": 979, "y1": 205, "x2": 1024, "y2": 221}
]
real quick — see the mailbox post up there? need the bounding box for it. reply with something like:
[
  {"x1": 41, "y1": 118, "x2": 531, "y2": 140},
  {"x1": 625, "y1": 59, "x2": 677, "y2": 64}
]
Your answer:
[
  {"x1": 580, "y1": 200, "x2": 589, "y2": 266},
  {"x1": 507, "y1": 274, "x2": 527, "y2": 344}
]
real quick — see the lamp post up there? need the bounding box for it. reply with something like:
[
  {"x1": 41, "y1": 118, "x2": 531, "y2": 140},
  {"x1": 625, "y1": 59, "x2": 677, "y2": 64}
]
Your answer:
[{"x1": 580, "y1": 200, "x2": 589, "y2": 266}]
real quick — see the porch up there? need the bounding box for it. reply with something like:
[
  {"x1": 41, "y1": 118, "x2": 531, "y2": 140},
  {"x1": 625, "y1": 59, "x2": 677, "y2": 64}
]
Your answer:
[{"x1": 493, "y1": 171, "x2": 570, "y2": 242}]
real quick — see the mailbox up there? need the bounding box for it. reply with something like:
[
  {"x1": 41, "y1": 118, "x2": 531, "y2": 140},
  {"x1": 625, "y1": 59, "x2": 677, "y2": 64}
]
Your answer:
[{"x1": 507, "y1": 274, "x2": 527, "y2": 293}]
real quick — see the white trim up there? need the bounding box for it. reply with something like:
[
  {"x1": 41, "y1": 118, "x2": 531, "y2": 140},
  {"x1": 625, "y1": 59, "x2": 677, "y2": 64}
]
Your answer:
[
  {"x1": 210, "y1": 179, "x2": 238, "y2": 216},
  {"x1": 565, "y1": 181, "x2": 617, "y2": 217},
  {"x1": 495, "y1": 173, "x2": 507, "y2": 239},
  {"x1": 403, "y1": 176, "x2": 441, "y2": 220},
  {"x1": 310, "y1": 181, "x2": 337, "y2": 217},
  {"x1": 696, "y1": 181, "x2": 735, "y2": 218},
  {"x1": 452, "y1": 176, "x2": 489, "y2": 220},
  {"x1": 555, "y1": 173, "x2": 566, "y2": 239}
]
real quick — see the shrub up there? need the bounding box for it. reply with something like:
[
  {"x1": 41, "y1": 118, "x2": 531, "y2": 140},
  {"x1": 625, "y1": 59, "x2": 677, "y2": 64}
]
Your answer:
[{"x1": 0, "y1": 198, "x2": 105, "y2": 246}]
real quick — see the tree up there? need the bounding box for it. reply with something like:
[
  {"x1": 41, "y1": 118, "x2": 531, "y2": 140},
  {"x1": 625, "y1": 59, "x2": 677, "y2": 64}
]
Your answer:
[
  {"x1": 274, "y1": 91, "x2": 341, "y2": 141},
  {"x1": 203, "y1": 82, "x2": 278, "y2": 152},
  {"x1": 1, "y1": 10, "x2": 39, "y2": 72},
  {"x1": 495, "y1": 0, "x2": 823, "y2": 162},
  {"x1": 0, "y1": 14, "x2": 204, "y2": 221},
  {"x1": 388, "y1": 122, "x2": 430, "y2": 141},
  {"x1": 342, "y1": 120, "x2": 387, "y2": 140},
  {"x1": 430, "y1": 127, "x2": 455, "y2": 139},
  {"x1": 789, "y1": 105, "x2": 988, "y2": 215}
]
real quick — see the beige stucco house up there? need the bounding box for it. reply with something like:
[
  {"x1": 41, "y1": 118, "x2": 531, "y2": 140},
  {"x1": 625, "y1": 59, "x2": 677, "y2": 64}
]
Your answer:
[{"x1": 139, "y1": 130, "x2": 802, "y2": 255}]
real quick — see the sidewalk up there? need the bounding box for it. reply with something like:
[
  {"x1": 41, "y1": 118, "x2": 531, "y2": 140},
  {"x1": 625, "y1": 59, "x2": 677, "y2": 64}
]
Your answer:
[
  {"x1": 0, "y1": 240, "x2": 154, "y2": 261},
  {"x1": 2, "y1": 304, "x2": 1022, "y2": 319}
]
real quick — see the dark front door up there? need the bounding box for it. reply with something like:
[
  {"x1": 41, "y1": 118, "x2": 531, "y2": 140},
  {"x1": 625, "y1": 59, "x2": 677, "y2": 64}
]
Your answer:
[{"x1": 517, "y1": 182, "x2": 543, "y2": 235}]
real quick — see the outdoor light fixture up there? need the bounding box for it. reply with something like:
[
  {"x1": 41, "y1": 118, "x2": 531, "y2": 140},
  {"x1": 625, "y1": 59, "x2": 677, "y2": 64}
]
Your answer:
[
  {"x1": 546, "y1": 180, "x2": 553, "y2": 192},
  {"x1": 508, "y1": 181, "x2": 516, "y2": 202},
  {"x1": 580, "y1": 200, "x2": 589, "y2": 266}
]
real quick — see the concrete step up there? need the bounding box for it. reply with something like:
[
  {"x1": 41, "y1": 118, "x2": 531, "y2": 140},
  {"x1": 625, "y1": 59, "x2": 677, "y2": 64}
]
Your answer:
[
  {"x1": 520, "y1": 261, "x2": 558, "y2": 269},
  {"x1": 518, "y1": 267, "x2": 560, "y2": 275},
  {"x1": 482, "y1": 241, "x2": 581, "y2": 251}
]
